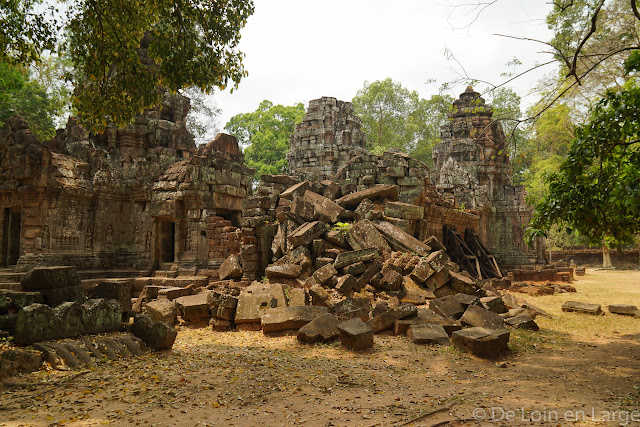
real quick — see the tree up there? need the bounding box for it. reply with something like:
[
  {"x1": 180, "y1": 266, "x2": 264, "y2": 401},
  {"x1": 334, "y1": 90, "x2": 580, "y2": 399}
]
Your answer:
[
  {"x1": 529, "y1": 82, "x2": 640, "y2": 267},
  {"x1": 352, "y1": 78, "x2": 452, "y2": 165},
  {"x1": 0, "y1": 62, "x2": 60, "y2": 141},
  {"x1": 1, "y1": 0, "x2": 254, "y2": 131},
  {"x1": 182, "y1": 87, "x2": 222, "y2": 145},
  {"x1": 224, "y1": 100, "x2": 305, "y2": 179}
]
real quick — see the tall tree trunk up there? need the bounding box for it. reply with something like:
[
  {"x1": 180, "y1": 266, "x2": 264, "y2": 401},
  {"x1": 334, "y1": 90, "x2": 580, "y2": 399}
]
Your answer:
[{"x1": 602, "y1": 241, "x2": 612, "y2": 268}]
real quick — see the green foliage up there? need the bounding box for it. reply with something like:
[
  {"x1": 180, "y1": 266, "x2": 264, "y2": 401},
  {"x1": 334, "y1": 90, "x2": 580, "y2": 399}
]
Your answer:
[
  {"x1": 182, "y1": 87, "x2": 222, "y2": 145},
  {"x1": 224, "y1": 100, "x2": 305, "y2": 179},
  {"x1": 530, "y1": 82, "x2": 640, "y2": 248},
  {"x1": 352, "y1": 78, "x2": 452, "y2": 166},
  {"x1": 333, "y1": 222, "x2": 351, "y2": 231},
  {"x1": 0, "y1": 62, "x2": 59, "y2": 141},
  {"x1": 0, "y1": 0, "x2": 58, "y2": 65},
  {"x1": 3, "y1": 0, "x2": 254, "y2": 132}
]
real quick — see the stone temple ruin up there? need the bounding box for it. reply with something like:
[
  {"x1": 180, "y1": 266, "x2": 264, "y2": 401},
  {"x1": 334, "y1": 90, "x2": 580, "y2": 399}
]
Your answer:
[{"x1": 0, "y1": 87, "x2": 540, "y2": 366}]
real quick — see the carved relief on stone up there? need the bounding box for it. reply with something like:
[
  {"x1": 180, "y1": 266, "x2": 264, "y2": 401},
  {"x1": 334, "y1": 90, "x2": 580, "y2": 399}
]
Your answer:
[
  {"x1": 41, "y1": 225, "x2": 50, "y2": 250},
  {"x1": 144, "y1": 231, "x2": 151, "y2": 252},
  {"x1": 85, "y1": 227, "x2": 92, "y2": 250},
  {"x1": 134, "y1": 225, "x2": 142, "y2": 245},
  {"x1": 106, "y1": 225, "x2": 113, "y2": 246}
]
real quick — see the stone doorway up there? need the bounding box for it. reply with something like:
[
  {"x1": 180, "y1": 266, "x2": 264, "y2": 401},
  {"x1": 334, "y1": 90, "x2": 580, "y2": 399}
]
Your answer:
[
  {"x1": 2, "y1": 208, "x2": 21, "y2": 266},
  {"x1": 157, "y1": 220, "x2": 175, "y2": 263}
]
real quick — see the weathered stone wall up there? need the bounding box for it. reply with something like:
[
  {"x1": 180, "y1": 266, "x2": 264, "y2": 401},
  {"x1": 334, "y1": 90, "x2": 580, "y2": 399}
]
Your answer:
[
  {"x1": 433, "y1": 87, "x2": 533, "y2": 265},
  {"x1": 287, "y1": 97, "x2": 367, "y2": 178},
  {"x1": 0, "y1": 94, "x2": 252, "y2": 270}
]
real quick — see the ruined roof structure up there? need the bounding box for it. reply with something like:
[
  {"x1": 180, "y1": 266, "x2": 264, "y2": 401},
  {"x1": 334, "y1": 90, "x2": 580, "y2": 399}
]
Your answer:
[
  {"x1": 433, "y1": 87, "x2": 532, "y2": 265},
  {"x1": 287, "y1": 97, "x2": 367, "y2": 178},
  {"x1": 0, "y1": 92, "x2": 253, "y2": 270}
]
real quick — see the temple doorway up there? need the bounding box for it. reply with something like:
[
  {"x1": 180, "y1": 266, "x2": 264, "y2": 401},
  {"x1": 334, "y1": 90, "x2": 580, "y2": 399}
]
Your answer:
[
  {"x1": 2, "y1": 208, "x2": 21, "y2": 266},
  {"x1": 158, "y1": 220, "x2": 175, "y2": 263}
]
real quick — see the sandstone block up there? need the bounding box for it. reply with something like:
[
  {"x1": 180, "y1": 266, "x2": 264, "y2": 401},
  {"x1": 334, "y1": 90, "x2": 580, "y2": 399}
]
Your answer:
[
  {"x1": 451, "y1": 327, "x2": 510, "y2": 358},
  {"x1": 561, "y1": 301, "x2": 603, "y2": 315},
  {"x1": 429, "y1": 296, "x2": 464, "y2": 319},
  {"x1": 460, "y1": 305, "x2": 505, "y2": 329},
  {"x1": 131, "y1": 314, "x2": 177, "y2": 350},
  {"x1": 21, "y1": 266, "x2": 81, "y2": 290},
  {"x1": 336, "y1": 185, "x2": 399, "y2": 209},
  {"x1": 337, "y1": 318, "x2": 374, "y2": 350},
  {"x1": 608, "y1": 304, "x2": 639, "y2": 316},
  {"x1": 373, "y1": 221, "x2": 430, "y2": 256},
  {"x1": 504, "y1": 315, "x2": 539, "y2": 331},
  {"x1": 219, "y1": 254, "x2": 243, "y2": 280},
  {"x1": 407, "y1": 323, "x2": 450, "y2": 345},
  {"x1": 480, "y1": 296, "x2": 508, "y2": 314},
  {"x1": 334, "y1": 248, "x2": 380, "y2": 269},
  {"x1": 313, "y1": 263, "x2": 338, "y2": 285},
  {"x1": 261, "y1": 306, "x2": 328, "y2": 334},
  {"x1": 367, "y1": 304, "x2": 417, "y2": 333},
  {"x1": 144, "y1": 299, "x2": 177, "y2": 324},
  {"x1": 265, "y1": 264, "x2": 302, "y2": 279},
  {"x1": 297, "y1": 313, "x2": 340, "y2": 343},
  {"x1": 289, "y1": 221, "x2": 326, "y2": 247}
]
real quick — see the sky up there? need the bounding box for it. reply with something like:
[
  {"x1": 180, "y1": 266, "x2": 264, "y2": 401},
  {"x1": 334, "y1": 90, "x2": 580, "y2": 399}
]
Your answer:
[{"x1": 213, "y1": 0, "x2": 555, "y2": 130}]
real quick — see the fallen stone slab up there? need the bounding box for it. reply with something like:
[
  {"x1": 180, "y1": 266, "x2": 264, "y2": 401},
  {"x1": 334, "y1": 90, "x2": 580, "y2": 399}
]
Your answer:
[
  {"x1": 460, "y1": 305, "x2": 505, "y2": 330},
  {"x1": 336, "y1": 184, "x2": 399, "y2": 209},
  {"x1": 342, "y1": 261, "x2": 367, "y2": 276},
  {"x1": 373, "y1": 221, "x2": 430, "y2": 256},
  {"x1": 407, "y1": 323, "x2": 450, "y2": 345},
  {"x1": 21, "y1": 266, "x2": 81, "y2": 290},
  {"x1": 14, "y1": 299, "x2": 123, "y2": 346},
  {"x1": 130, "y1": 314, "x2": 177, "y2": 350},
  {"x1": 175, "y1": 293, "x2": 211, "y2": 322},
  {"x1": 334, "y1": 248, "x2": 380, "y2": 269},
  {"x1": 335, "y1": 274, "x2": 357, "y2": 295},
  {"x1": 0, "y1": 290, "x2": 44, "y2": 314},
  {"x1": 608, "y1": 304, "x2": 640, "y2": 316},
  {"x1": 235, "y1": 294, "x2": 278, "y2": 324},
  {"x1": 448, "y1": 271, "x2": 477, "y2": 295},
  {"x1": 304, "y1": 190, "x2": 347, "y2": 223},
  {"x1": 424, "y1": 236, "x2": 445, "y2": 252},
  {"x1": 219, "y1": 254, "x2": 243, "y2": 280},
  {"x1": 207, "y1": 292, "x2": 238, "y2": 320},
  {"x1": 244, "y1": 282, "x2": 287, "y2": 308},
  {"x1": 0, "y1": 348, "x2": 44, "y2": 373},
  {"x1": 312, "y1": 263, "x2": 338, "y2": 285},
  {"x1": 401, "y1": 277, "x2": 435, "y2": 305},
  {"x1": 425, "y1": 250, "x2": 450, "y2": 273},
  {"x1": 346, "y1": 220, "x2": 392, "y2": 253},
  {"x1": 354, "y1": 199, "x2": 375, "y2": 221},
  {"x1": 85, "y1": 280, "x2": 132, "y2": 314},
  {"x1": 424, "y1": 269, "x2": 450, "y2": 292},
  {"x1": 480, "y1": 296, "x2": 508, "y2": 314},
  {"x1": 379, "y1": 269, "x2": 403, "y2": 291},
  {"x1": 561, "y1": 301, "x2": 603, "y2": 315},
  {"x1": 452, "y1": 327, "x2": 510, "y2": 358},
  {"x1": 384, "y1": 201, "x2": 424, "y2": 220},
  {"x1": 337, "y1": 318, "x2": 374, "y2": 350},
  {"x1": 261, "y1": 306, "x2": 329, "y2": 334},
  {"x1": 289, "y1": 221, "x2": 327, "y2": 247},
  {"x1": 455, "y1": 293, "x2": 479, "y2": 308},
  {"x1": 291, "y1": 195, "x2": 315, "y2": 221},
  {"x1": 429, "y1": 295, "x2": 464, "y2": 319},
  {"x1": 144, "y1": 299, "x2": 177, "y2": 324},
  {"x1": 333, "y1": 297, "x2": 371, "y2": 322},
  {"x1": 297, "y1": 313, "x2": 340, "y2": 344},
  {"x1": 287, "y1": 288, "x2": 308, "y2": 307},
  {"x1": 157, "y1": 287, "x2": 190, "y2": 301},
  {"x1": 409, "y1": 260, "x2": 435, "y2": 284},
  {"x1": 505, "y1": 315, "x2": 539, "y2": 331},
  {"x1": 265, "y1": 264, "x2": 303, "y2": 279},
  {"x1": 280, "y1": 181, "x2": 311, "y2": 200},
  {"x1": 393, "y1": 318, "x2": 424, "y2": 335},
  {"x1": 367, "y1": 304, "x2": 417, "y2": 333}
]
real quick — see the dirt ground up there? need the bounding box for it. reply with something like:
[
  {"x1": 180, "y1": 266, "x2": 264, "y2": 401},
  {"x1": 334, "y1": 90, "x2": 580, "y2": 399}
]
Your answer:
[{"x1": 1, "y1": 269, "x2": 639, "y2": 427}]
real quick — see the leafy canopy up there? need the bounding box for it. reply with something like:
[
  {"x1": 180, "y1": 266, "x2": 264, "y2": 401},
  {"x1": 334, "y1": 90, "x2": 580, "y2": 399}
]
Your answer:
[
  {"x1": 529, "y1": 82, "x2": 640, "y2": 247},
  {"x1": 224, "y1": 100, "x2": 305, "y2": 179},
  {"x1": 352, "y1": 78, "x2": 452, "y2": 166},
  {"x1": 1, "y1": 0, "x2": 254, "y2": 131},
  {"x1": 0, "y1": 62, "x2": 61, "y2": 141}
]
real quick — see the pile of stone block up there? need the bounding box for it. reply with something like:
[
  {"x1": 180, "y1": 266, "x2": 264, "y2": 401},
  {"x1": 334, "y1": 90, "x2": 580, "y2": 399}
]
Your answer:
[{"x1": 196, "y1": 180, "x2": 548, "y2": 358}]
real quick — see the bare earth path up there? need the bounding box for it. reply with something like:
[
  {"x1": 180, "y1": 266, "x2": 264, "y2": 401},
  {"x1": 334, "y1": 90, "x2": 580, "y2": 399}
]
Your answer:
[{"x1": 1, "y1": 269, "x2": 639, "y2": 426}]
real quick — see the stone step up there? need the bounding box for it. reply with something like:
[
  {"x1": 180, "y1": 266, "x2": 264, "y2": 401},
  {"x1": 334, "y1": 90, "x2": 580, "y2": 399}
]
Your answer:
[
  {"x1": 32, "y1": 333, "x2": 148, "y2": 370},
  {"x1": 0, "y1": 271, "x2": 25, "y2": 283},
  {"x1": 152, "y1": 270, "x2": 179, "y2": 278},
  {"x1": 0, "y1": 283, "x2": 21, "y2": 291},
  {"x1": 132, "y1": 276, "x2": 209, "y2": 292},
  {"x1": 76, "y1": 270, "x2": 148, "y2": 280}
]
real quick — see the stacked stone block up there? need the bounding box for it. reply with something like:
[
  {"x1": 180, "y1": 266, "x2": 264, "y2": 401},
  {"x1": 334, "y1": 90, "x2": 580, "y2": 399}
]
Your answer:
[{"x1": 205, "y1": 216, "x2": 241, "y2": 260}]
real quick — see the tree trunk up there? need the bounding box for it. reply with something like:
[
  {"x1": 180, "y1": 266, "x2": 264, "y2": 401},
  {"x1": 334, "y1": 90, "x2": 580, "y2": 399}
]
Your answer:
[{"x1": 602, "y1": 243, "x2": 612, "y2": 268}]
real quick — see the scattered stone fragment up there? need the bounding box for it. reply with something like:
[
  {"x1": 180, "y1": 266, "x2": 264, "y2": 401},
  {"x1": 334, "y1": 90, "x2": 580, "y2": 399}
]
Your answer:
[
  {"x1": 219, "y1": 254, "x2": 243, "y2": 280},
  {"x1": 505, "y1": 315, "x2": 539, "y2": 331},
  {"x1": 175, "y1": 293, "x2": 210, "y2": 322},
  {"x1": 373, "y1": 221, "x2": 431, "y2": 255},
  {"x1": 297, "y1": 313, "x2": 340, "y2": 344},
  {"x1": 342, "y1": 261, "x2": 367, "y2": 276},
  {"x1": 407, "y1": 323, "x2": 450, "y2": 345},
  {"x1": 130, "y1": 314, "x2": 177, "y2": 350},
  {"x1": 455, "y1": 293, "x2": 479, "y2": 308},
  {"x1": 424, "y1": 269, "x2": 450, "y2": 292},
  {"x1": 409, "y1": 260, "x2": 435, "y2": 284},
  {"x1": 384, "y1": 201, "x2": 424, "y2": 220},
  {"x1": 334, "y1": 248, "x2": 380, "y2": 269},
  {"x1": 336, "y1": 185, "x2": 399, "y2": 209},
  {"x1": 333, "y1": 297, "x2": 371, "y2": 322},
  {"x1": 448, "y1": 271, "x2": 476, "y2": 294},
  {"x1": 425, "y1": 250, "x2": 451, "y2": 273},
  {"x1": 309, "y1": 285, "x2": 331, "y2": 307},
  {"x1": 460, "y1": 305, "x2": 505, "y2": 329},
  {"x1": 0, "y1": 348, "x2": 43, "y2": 373},
  {"x1": 313, "y1": 263, "x2": 338, "y2": 285},
  {"x1": 265, "y1": 264, "x2": 302, "y2": 279},
  {"x1": 354, "y1": 199, "x2": 375, "y2": 220},
  {"x1": 280, "y1": 181, "x2": 311, "y2": 200},
  {"x1": 261, "y1": 306, "x2": 329, "y2": 334},
  {"x1": 337, "y1": 318, "x2": 374, "y2": 350},
  {"x1": 429, "y1": 296, "x2": 464, "y2": 319},
  {"x1": 144, "y1": 299, "x2": 177, "y2": 324},
  {"x1": 401, "y1": 277, "x2": 435, "y2": 305},
  {"x1": 207, "y1": 292, "x2": 238, "y2": 320},
  {"x1": 287, "y1": 288, "x2": 308, "y2": 307},
  {"x1": 424, "y1": 236, "x2": 445, "y2": 252},
  {"x1": 335, "y1": 274, "x2": 357, "y2": 295},
  {"x1": 235, "y1": 294, "x2": 278, "y2": 325},
  {"x1": 561, "y1": 301, "x2": 603, "y2": 315},
  {"x1": 480, "y1": 296, "x2": 508, "y2": 314},
  {"x1": 21, "y1": 266, "x2": 81, "y2": 290},
  {"x1": 289, "y1": 221, "x2": 327, "y2": 247},
  {"x1": 303, "y1": 190, "x2": 347, "y2": 223},
  {"x1": 346, "y1": 220, "x2": 392, "y2": 253},
  {"x1": 452, "y1": 327, "x2": 510, "y2": 358},
  {"x1": 379, "y1": 269, "x2": 403, "y2": 291},
  {"x1": 367, "y1": 304, "x2": 417, "y2": 333},
  {"x1": 608, "y1": 304, "x2": 639, "y2": 316}
]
